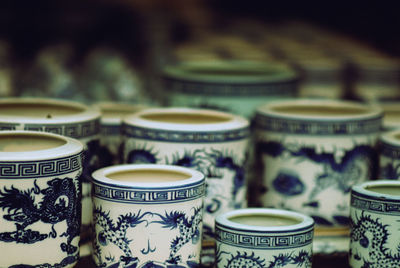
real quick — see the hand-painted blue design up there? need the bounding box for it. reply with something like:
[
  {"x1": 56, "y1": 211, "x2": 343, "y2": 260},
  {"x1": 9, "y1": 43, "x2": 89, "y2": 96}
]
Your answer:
[
  {"x1": 97, "y1": 144, "x2": 114, "y2": 168},
  {"x1": 169, "y1": 149, "x2": 207, "y2": 173},
  {"x1": 350, "y1": 212, "x2": 400, "y2": 268},
  {"x1": 9, "y1": 255, "x2": 78, "y2": 268},
  {"x1": 0, "y1": 178, "x2": 80, "y2": 255},
  {"x1": 152, "y1": 205, "x2": 203, "y2": 265},
  {"x1": 82, "y1": 139, "x2": 102, "y2": 183},
  {"x1": 205, "y1": 198, "x2": 221, "y2": 213},
  {"x1": 126, "y1": 144, "x2": 159, "y2": 164},
  {"x1": 92, "y1": 207, "x2": 151, "y2": 267},
  {"x1": 310, "y1": 215, "x2": 333, "y2": 226},
  {"x1": 272, "y1": 170, "x2": 305, "y2": 196},
  {"x1": 216, "y1": 246, "x2": 312, "y2": 268},
  {"x1": 333, "y1": 215, "x2": 350, "y2": 225},
  {"x1": 138, "y1": 260, "x2": 200, "y2": 268},
  {"x1": 380, "y1": 162, "x2": 400, "y2": 180},
  {"x1": 141, "y1": 239, "x2": 156, "y2": 255}
]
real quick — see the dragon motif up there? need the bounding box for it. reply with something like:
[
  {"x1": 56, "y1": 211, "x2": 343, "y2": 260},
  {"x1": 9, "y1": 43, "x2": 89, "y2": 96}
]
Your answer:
[
  {"x1": 92, "y1": 207, "x2": 151, "y2": 267},
  {"x1": 0, "y1": 177, "x2": 81, "y2": 255},
  {"x1": 380, "y1": 162, "x2": 400, "y2": 180},
  {"x1": 152, "y1": 205, "x2": 203, "y2": 265},
  {"x1": 350, "y1": 212, "x2": 400, "y2": 268}
]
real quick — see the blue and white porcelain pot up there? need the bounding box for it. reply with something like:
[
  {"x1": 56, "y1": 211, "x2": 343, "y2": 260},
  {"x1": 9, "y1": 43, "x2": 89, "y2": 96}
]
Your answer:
[
  {"x1": 215, "y1": 208, "x2": 314, "y2": 268},
  {"x1": 254, "y1": 99, "x2": 382, "y2": 232},
  {"x1": 91, "y1": 164, "x2": 205, "y2": 268},
  {"x1": 379, "y1": 129, "x2": 400, "y2": 180},
  {"x1": 0, "y1": 131, "x2": 84, "y2": 268},
  {"x1": 122, "y1": 107, "x2": 250, "y2": 240},
  {"x1": 350, "y1": 180, "x2": 400, "y2": 268}
]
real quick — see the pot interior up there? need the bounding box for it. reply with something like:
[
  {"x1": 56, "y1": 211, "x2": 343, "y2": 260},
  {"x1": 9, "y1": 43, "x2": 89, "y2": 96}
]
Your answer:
[
  {"x1": 0, "y1": 133, "x2": 66, "y2": 152},
  {"x1": 228, "y1": 213, "x2": 302, "y2": 227},
  {"x1": 107, "y1": 169, "x2": 192, "y2": 183},
  {"x1": 140, "y1": 112, "x2": 231, "y2": 124}
]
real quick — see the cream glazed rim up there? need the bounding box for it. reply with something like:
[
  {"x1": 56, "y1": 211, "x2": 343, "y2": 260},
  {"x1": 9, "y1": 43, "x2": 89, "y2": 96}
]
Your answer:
[
  {"x1": 0, "y1": 97, "x2": 101, "y2": 124},
  {"x1": 0, "y1": 130, "x2": 83, "y2": 161},
  {"x1": 352, "y1": 180, "x2": 400, "y2": 201},
  {"x1": 91, "y1": 164, "x2": 205, "y2": 189},
  {"x1": 215, "y1": 208, "x2": 314, "y2": 233},
  {"x1": 123, "y1": 107, "x2": 249, "y2": 132},
  {"x1": 256, "y1": 99, "x2": 383, "y2": 121},
  {"x1": 380, "y1": 129, "x2": 400, "y2": 147},
  {"x1": 95, "y1": 101, "x2": 148, "y2": 125}
]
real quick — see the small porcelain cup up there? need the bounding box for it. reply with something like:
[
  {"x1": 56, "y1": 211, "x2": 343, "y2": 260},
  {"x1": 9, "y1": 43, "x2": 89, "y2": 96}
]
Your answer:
[
  {"x1": 379, "y1": 130, "x2": 400, "y2": 180},
  {"x1": 91, "y1": 164, "x2": 205, "y2": 268},
  {"x1": 349, "y1": 180, "x2": 400, "y2": 267},
  {"x1": 0, "y1": 131, "x2": 84, "y2": 267},
  {"x1": 215, "y1": 208, "x2": 314, "y2": 268},
  {"x1": 0, "y1": 97, "x2": 101, "y2": 237},
  {"x1": 254, "y1": 99, "x2": 382, "y2": 231},
  {"x1": 95, "y1": 101, "x2": 147, "y2": 166},
  {"x1": 122, "y1": 107, "x2": 250, "y2": 240}
]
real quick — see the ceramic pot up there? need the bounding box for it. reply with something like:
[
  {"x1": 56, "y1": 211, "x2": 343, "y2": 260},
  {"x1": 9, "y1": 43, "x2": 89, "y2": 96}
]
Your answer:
[
  {"x1": 378, "y1": 101, "x2": 400, "y2": 131},
  {"x1": 122, "y1": 107, "x2": 250, "y2": 240},
  {"x1": 95, "y1": 102, "x2": 147, "y2": 167},
  {"x1": 0, "y1": 131, "x2": 83, "y2": 267},
  {"x1": 215, "y1": 208, "x2": 314, "y2": 268},
  {"x1": 349, "y1": 180, "x2": 400, "y2": 267},
  {"x1": 0, "y1": 97, "x2": 101, "y2": 238},
  {"x1": 379, "y1": 129, "x2": 400, "y2": 180},
  {"x1": 254, "y1": 99, "x2": 382, "y2": 231},
  {"x1": 162, "y1": 61, "x2": 299, "y2": 118},
  {"x1": 91, "y1": 164, "x2": 205, "y2": 268}
]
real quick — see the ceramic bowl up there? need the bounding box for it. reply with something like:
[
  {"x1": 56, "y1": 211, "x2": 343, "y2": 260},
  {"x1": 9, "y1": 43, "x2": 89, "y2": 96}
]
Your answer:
[
  {"x1": 162, "y1": 61, "x2": 299, "y2": 118},
  {"x1": 254, "y1": 99, "x2": 382, "y2": 232},
  {"x1": 91, "y1": 164, "x2": 205, "y2": 267},
  {"x1": 349, "y1": 180, "x2": 400, "y2": 267},
  {"x1": 0, "y1": 97, "x2": 101, "y2": 237},
  {"x1": 0, "y1": 131, "x2": 84, "y2": 267},
  {"x1": 215, "y1": 208, "x2": 314, "y2": 268},
  {"x1": 122, "y1": 107, "x2": 250, "y2": 240}
]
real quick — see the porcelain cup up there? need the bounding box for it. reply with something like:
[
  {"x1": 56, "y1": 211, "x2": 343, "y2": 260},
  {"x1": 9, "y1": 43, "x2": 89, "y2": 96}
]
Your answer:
[
  {"x1": 122, "y1": 107, "x2": 250, "y2": 240},
  {"x1": 379, "y1": 129, "x2": 400, "y2": 180},
  {"x1": 91, "y1": 164, "x2": 205, "y2": 268},
  {"x1": 0, "y1": 131, "x2": 83, "y2": 267},
  {"x1": 349, "y1": 180, "x2": 400, "y2": 267},
  {"x1": 254, "y1": 99, "x2": 382, "y2": 232},
  {"x1": 0, "y1": 97, "x2": 101, "y2": 238},
  {"x1": 215, "y1": 208, "x2": 314, "y2": 268}
]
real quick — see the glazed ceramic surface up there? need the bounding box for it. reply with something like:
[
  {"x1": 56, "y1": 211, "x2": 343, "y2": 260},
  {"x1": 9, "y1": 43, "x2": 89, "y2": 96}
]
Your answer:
[
  {"x1": 379, "y1": 130, "x2": 400, "y2": 180},
  {"x1": 96, "y1": 102, "x2": 147, "y2": 166},
  {"x1": 378, "y1": 102, "x2": 400, "y2": 131},
  {"x1": 91, "y1": 164, "x2": 205, "y2": 268},
  {"x1": 122, "y1": 108, "x2": 250, "y2": 239},
  {"x1": 0, "y1": 131, "x2": 83, "y2": 268},
  {"x1": 0, "y1": 97, "x2": 101, "y2": 236},
  {"x1": 254, "y1": 99, "x2": 382, "y2": 229},
  {"x1": 162, "y1": 61, "x2": 299, "y2": 118},
  {"x1": 349, "y1": 180, "x2": 400, "y2": 267},
  {"x1": 215, "y1": 208, "x2": 314, "y2": 268}
]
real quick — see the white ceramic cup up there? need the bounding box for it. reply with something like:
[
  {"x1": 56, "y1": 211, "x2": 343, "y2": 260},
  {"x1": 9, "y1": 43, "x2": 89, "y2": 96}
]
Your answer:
[
  {"x1": 349, "y1": 180, "x2": 400, "y2": 267},
  {"x1": 379, "y1": 130, "x2": 400, "y2": 180},
  {"x1": 254, "y1": 99, "x2": 382, "y2": 232},
  {"x1": 122, "y1": 107, "x2": 250, "y2": 240},
  {"x1": 0, "y1": 97, "x2": 101, "y2": 238},
  {"x1": 91, "y1": 164, "x2": 205, "y2": 267},
  {"x1": 0, "y1": 131, "x2": 83, "y2": 267},
  {"x1": 215, "y1": 208, "x2": 314, "y2": 268}
]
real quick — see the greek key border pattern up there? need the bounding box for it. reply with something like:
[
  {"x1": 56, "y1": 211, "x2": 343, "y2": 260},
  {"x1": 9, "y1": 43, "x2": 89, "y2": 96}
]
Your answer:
[
  {"x1": 255, "y1": 114, "x2": 382, "y2": 135},
  {"x1": 0, "y1": 152, "x2": 84, "y2": 179},
  {"x1": 215, "y1": 227, "x2": 314, "y2": 249},
  {"x1": 164, "y1": 77, "x2": 298, "y2": 96},
  {"x1": 380, "y1": 142, "x2": 400, "y2": 158},
  {"x1": 351, "y1": 192, "x2": 400, "y2": 216},
  {"x1": 0, "y1": 123, "x2": 18, "y2": 130},
  {"x1": 101, "y1": 124, "x2": 121, "y2": 136},
  {"x1": 123, "y1": 125, "x2": 250, "y2": 143},
  {"x1": 23, "y1": 120, "x2": 100, "y2": 139},
  {"x1": 93, "y1": 182, "x2": 205, "y2": 204}
]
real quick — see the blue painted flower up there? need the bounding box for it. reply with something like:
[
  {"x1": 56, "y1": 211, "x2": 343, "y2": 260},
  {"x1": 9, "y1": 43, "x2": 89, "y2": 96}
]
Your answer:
[{"x1": 272, "y1": 170, "x2": 305, "y2": 196}]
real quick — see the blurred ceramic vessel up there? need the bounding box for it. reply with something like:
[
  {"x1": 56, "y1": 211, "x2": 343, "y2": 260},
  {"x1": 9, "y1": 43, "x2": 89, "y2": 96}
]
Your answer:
[{"x1": 379, "y1": 130, "x2": 400, "y2": 180}]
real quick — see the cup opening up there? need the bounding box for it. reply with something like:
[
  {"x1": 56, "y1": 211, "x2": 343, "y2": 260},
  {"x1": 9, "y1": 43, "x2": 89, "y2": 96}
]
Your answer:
[
  {"x1": 365, "y1": 184, "x2": 400, "y2": 196},
  {"x1": 0, "y1": 133, "x2": 67, "y2": 152},
  {"x1": 140, "y1": 112, "x2": 232, "y2": 124},
  {"x1": 106, "y1": 169, "x2": 192, "y2": 183},
  {"x1": 0, "y1": 102, "x2": 85, "y2": 118},
  {"x1": 100, "y1": 104, "x2": 143, "y2": 118},
  {"x1": 184, "y1": 65, "x2": 277, "y2": 77},
  {"x1": 228, "y1": 213, "x2": 303, "y2": 227},
  {"x1": 271, "y1": 104, "x2": 370, "y2": 116}
]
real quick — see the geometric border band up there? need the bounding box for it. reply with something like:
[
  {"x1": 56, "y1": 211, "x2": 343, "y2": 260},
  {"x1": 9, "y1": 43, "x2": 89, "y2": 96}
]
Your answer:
[
  {"x1": 380, "y1": 142, "x2": 400, "y2": 158},
  {"x1": 351, "y1": 191, "x2": 400, "y2": 216}
]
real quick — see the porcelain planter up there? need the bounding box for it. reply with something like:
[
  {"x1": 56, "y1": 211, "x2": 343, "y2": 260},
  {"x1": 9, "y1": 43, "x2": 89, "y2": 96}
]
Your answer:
[{"x1": 0, "y1": 131, "x2": 84, "y2": 268}]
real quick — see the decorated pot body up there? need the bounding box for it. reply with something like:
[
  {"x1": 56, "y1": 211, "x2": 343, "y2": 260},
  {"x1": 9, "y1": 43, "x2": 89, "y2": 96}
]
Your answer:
[
  {"x1": 0, "y1": 131, "x2": 83, "y2": 268},
  {"x1": 96, "y1": 102, "x2": 147, "y2": 167},
  {"x1": 122, "y1": 107, "x2": 250, "y2": 239},
  {"x1": 349, "y1": 180, "x2": 400, "y2": 267},
  {"x1": 379, "y1": 130, "x2": 400, "y2": 180},
  {"x1": 254, "y1": 99, "x2": 382, "y2": 229},
  {"x1": 91, "y1": 164, "x2": 205, "y2": 268},
  {"x1": 162, "y1": 61, "x2": 299, "y2": 118},
  {"x1": 378, "y1": 102, "x2": 400, "y2": 131},
  {"x1": 215, "y1": 208, "x2": 314, "y2": 268},
  {"x1": 0, "y1": 97, "x2": 101, "y2": 238}
]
